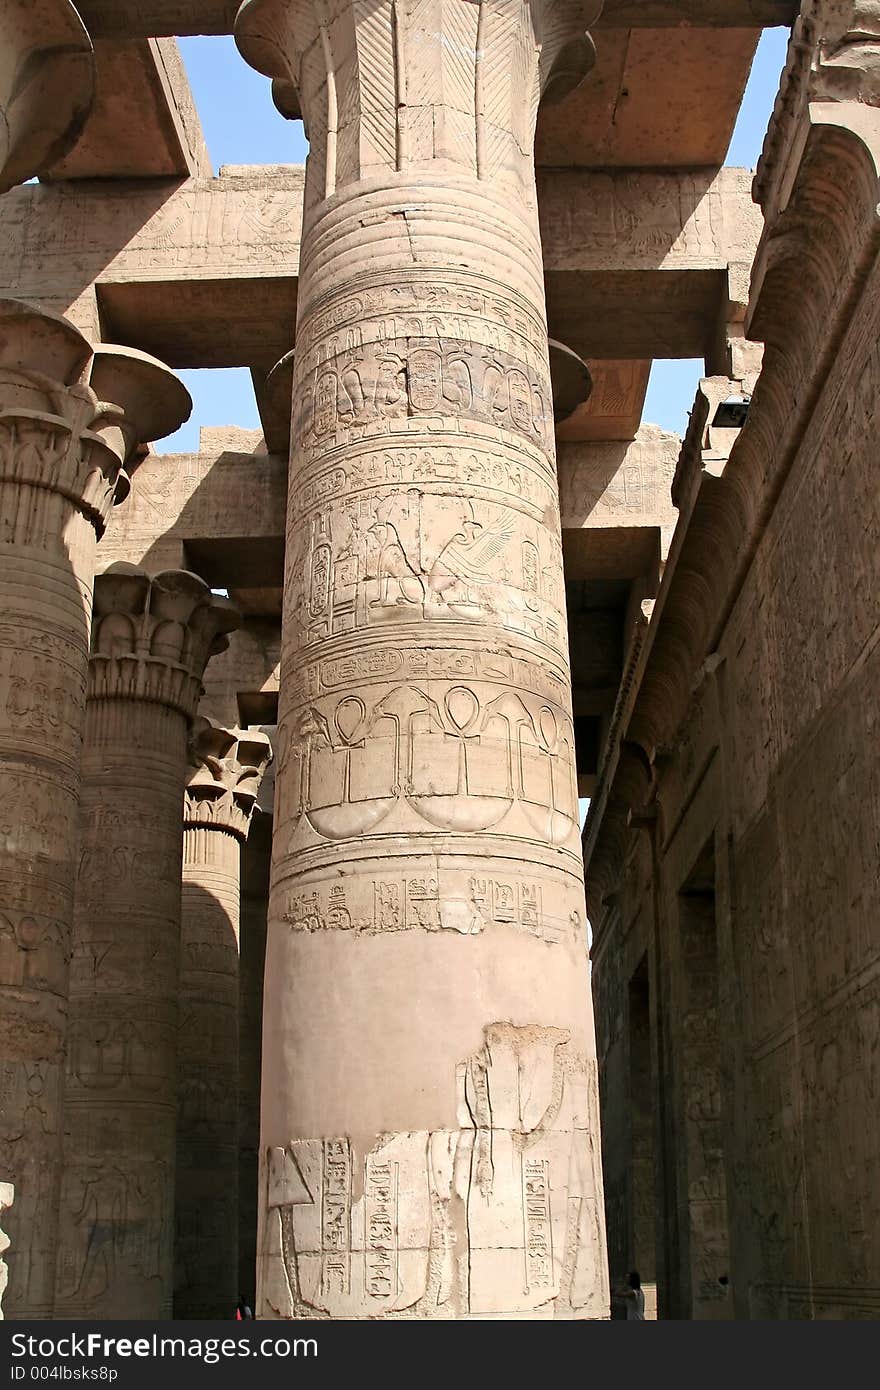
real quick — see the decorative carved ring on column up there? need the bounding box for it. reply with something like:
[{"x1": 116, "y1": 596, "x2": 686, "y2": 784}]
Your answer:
[{"x1": 0, "y1": 1, "x2": 95, "y2": 195}]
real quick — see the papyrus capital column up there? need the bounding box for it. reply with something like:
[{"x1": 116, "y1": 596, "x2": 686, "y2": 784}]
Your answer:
[
  {"x1": 237, "y1": 0, "x2": 601, "y2": 217},
  {"x1": 56, "y1": 571, "x2": 239, "y2": 1321},
  {"x1": 176, "y1": 721, "x2": 273, "y2": 1320},
  {"x1": 0, "y1": 303, "x2": 191, "y2": 1319},
  {"x1": 236, "y1": 0, "x2": 609, "y2": 1319},
  {"x1": 0, "y1": 1, "x2": 95, "y2": 194}
]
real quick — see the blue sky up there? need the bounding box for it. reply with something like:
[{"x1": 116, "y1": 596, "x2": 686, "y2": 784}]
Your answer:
[{"x1": 156, "y1": 25, "x2": 789, "y2": 455}]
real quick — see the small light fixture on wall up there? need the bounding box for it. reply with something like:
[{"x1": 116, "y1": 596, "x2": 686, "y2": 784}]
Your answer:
[{"x1": 711, "y1": 394, "x2": 751, "y2": 429}]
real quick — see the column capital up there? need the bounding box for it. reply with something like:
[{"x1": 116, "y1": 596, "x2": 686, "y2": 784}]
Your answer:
[
  {"x1": 0, "y1": 1, "x2": 95, "y2": 194},
  {"x1": 235, "y1": 0, "x2": 603, "y2": 204},
  {"x1": 89, "y1": 565, "x2": 241, "y2": 718},
  {"x1": 0, "y1": 299, "x2": 192, "y2": 537},
  {"x1": 184, "y1": 719, "x2": 274, "y2": 840}
]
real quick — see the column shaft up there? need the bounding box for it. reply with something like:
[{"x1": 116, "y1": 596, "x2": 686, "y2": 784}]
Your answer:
[
  {"x1": 238, "y1": 815, "x2": 271, "y2": 1309},
  {"x1": 175, "y1": 828, "x2": 241, "y2": 1319},
  {"x1": 58, "y1": 699, "x2": 188, "y2": 1319},
  {"x1": 0, "y1": 490, "x2": 94, "y2": 1319}
]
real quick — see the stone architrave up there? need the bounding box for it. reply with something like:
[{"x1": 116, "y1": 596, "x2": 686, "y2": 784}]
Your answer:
[
  {"x1": 0, "y1": 2, "x2": 95, "y2": 194},
  {"x1": 236, "y1": 0, "x2": 609, "y2": 1319},
  {"x1": 56, "y1": 568, "x2": 239, "y2": 1322},
  {"x1": 0, "y1": 300, "x2": 191, "y2": 1319},
  {"x1": 175, "y1": 720, "x2": 272, "y2": 1321}
]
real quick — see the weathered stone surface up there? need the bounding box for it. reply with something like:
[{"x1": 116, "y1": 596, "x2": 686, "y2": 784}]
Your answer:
[
  {"x1": 0, "y1": 1, "x2": 95, "y2": 194},
  {"x1": 56, "y1": 569, "x2": 238, "y2": 1321},
  {"x1": 0, "y1": 303, "x2": 190, "y2": 1318},
  {"x1": 175, "y1": 721, "x2": 271, "y2": 1320}
]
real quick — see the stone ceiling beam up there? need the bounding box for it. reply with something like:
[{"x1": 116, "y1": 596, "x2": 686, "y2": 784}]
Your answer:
[
  {"x1": 75, "y1": 2, "x2": 797, "y2": 38},
  {"x1": 0, "y1": 165, "x2": 760, "y2": 370},
  {"x1": 46, "y1": 38, "x2": 210, "y2": 180}
]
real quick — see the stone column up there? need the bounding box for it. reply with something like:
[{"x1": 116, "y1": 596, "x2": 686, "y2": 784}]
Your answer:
[
  {"x1": 0, "y1": 1, "x2": 95, "y2": 194},
  {"x1": 55, "y1": 568, "x2": 239, "y2": 1321},
  {"x1": 0, "y1": 300, "x2": 191, "y2": 1318},
  {"x1": 238, "y1": 809, "x2": 272, "y2": 1313},
  {"x1": 236, "y1": 0, "x2": 609, "y2": 1319},
  {"x1": 175, "y1": 720, "x2": 272, "y2": 1320}
]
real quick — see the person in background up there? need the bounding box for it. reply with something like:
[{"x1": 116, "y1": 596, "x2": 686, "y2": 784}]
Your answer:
[{"x1": 614, "y1": 1271, "x2": 646, "y2": 1320}]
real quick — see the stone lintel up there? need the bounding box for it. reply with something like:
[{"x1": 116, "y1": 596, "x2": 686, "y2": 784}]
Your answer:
[
  {"x1": 75, "y1": 1, "x2": 796, "y2": 38},
  {"x1": 47, "y1": 38, "x2": 210, "y2": 181},
  {"x1": 0, "y1": 166, "x2": 759, "y2": 371}
]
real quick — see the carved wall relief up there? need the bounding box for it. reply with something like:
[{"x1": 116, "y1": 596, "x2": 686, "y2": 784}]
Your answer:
[
  {"x1": 285, "y1": 487, "x2": 565, "y2": 656},
  {"x1": 261, "y1": 1024, "x2": 606, "y2": 1320}
]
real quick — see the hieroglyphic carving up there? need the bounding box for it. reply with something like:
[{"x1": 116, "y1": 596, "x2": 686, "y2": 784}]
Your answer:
[
  {"x1": 278, "y1": 861, "x2": 584, "y2": 945},
  {"x1": 261, "y1": 1025, "x2": 607, "y2": 1319},
  {"x1": 285, "y1": 489, "x2": 565, "y2": 655}
]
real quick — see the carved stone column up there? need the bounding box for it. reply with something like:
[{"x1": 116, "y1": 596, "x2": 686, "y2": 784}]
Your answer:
[
  {"x1": 0, "y1": 2, "x2": 95, "y2": 194},
  {"x1": 56, "y1": 568, "x2": 239, "y2": 1321},
  {"x1": 0, "y1": 300, "x2": 191, "y2": 1319},
  {"x1": 175, "y1": 720, "x2": 272, "y2": 1320},
  {"x1": 236, "y1": 0, "x2": 609, "y2": 1319}
]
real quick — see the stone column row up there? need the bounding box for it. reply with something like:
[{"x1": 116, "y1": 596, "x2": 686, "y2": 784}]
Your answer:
[
  {"x1": 55, "y1": 568, "x2": 241, "y2": 1321},
  {"x1": 0, "y1": 298, "x2": 192, "y2": 1319}
]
